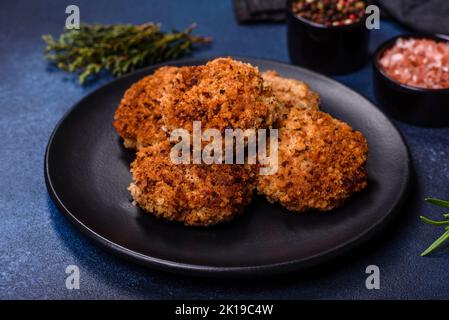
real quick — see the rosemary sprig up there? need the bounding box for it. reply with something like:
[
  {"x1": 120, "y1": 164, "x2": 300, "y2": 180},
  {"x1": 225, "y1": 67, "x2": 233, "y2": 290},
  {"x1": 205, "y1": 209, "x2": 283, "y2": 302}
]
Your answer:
[
  {"x1": 420, "y1": 216, "x2": 449, "y2": 226},
  {"x1": 425, "y1": 197, "x2": 449, "y2": 209},
  {"x1": 43, "y1": 22, "x2": 211, "y2": 84},
  {"x1": 420, "y1": 197, "x2": 449, "y2": 256}
]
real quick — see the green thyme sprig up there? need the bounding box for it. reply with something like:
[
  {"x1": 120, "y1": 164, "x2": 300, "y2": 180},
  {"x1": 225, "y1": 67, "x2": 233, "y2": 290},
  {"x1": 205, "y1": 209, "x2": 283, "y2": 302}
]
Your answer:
[
  {"x1": 42, "y1": 22, "x2": 211, "y2": 84},
  {"x1": 420, "y1": 197, "x2": 449, "y2": 256}
]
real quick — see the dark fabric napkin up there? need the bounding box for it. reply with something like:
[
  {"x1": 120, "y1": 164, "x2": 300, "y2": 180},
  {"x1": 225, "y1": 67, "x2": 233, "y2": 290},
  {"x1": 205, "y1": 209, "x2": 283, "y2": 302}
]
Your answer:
[
  {"x1": 233, "y1": 0, "x2": 286, "y2": 23},
  {"x1": 375, "y1": 0, "x2": 449, "y2": 35},
  {"x1": 233, "y1": 0, "x2": 449, "y2": 35}
]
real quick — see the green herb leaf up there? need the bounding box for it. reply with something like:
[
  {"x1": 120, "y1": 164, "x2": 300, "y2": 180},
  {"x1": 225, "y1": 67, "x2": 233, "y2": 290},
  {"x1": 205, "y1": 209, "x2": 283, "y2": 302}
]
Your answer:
[
  {"x1": 421, "y1": 230, "x2": 449, "y2": 257},
  {"x1": 43, "y1": 22, "x2": 211, "y2": 84},
  {"x1": 419, "y1": 216, "x2": 449, "y2": 226},
  {"x1": 425, "y1": 197, "x2": 449, "y2": 209},
  {"x1": 420, "y1": 197, "x2": 449, "y2": 256}
]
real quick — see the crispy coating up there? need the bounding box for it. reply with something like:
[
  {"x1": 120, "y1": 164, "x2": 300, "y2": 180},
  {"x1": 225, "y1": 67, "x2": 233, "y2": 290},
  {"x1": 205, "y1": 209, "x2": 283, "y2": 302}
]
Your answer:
[
  {"x1": 113, "y1": 66, "x2": 178, "y2": 149},
  {"x1": 258, "y1": 108, "x2": 368, "y2": 212},
  {"x1": 129, "y1": 141, "x2": 257, "y2": 226},
  {"x1": 262, "y1": 70, "x2": 320, "y2": 125},
  {"x1": 114, "y1": 58, "x2": 369, "y2": 224},
  {"x1": 160, "y1": 57, "x2": 278, "y2": 133}
]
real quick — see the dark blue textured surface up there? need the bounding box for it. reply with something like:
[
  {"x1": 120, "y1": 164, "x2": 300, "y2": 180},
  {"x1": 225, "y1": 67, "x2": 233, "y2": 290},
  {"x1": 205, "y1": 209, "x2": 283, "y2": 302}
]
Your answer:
[{"x1": 1, "y1": 0, "x2": 449, "y2": 299}]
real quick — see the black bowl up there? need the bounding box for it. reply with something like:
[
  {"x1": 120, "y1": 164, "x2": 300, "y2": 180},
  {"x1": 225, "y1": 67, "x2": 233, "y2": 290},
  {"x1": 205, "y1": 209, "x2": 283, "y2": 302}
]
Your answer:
[
  {"x1": 286, "y1": 0, "x2": 370, "y2": 75},
  {"x1": 373, "y1": 34, "x2": 449, "y2": 127}
]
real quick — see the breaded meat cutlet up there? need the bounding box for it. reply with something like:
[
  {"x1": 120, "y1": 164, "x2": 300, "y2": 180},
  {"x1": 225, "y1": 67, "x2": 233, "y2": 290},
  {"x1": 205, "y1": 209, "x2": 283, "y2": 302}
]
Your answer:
[
  {"x1": 160, "y1": 57, "x2": 278, "y2": 133},
  {"x1": 113, "y1": 66, "x2": 178, "y2": 149},
  {"x1": 258, "y1": 108, "x2": 368, "y2": 212},
  {"x1": 129, "y1": 141, "x2": 257, "y2": 226},
  {"x1": 262, "y1": 70, "x2": 320, "y2": 125}
]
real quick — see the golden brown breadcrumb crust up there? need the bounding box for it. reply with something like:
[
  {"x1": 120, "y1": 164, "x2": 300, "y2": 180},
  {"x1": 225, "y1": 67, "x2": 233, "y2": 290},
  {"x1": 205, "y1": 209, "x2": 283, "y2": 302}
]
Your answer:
[
  {"x1": 129, "y1": 141, "x2": 258, "y2": 226},
  {"x1": 262, "y1": 70, "x2": 320, "y2": 125},
  {"x1": 160, "y1": 57, "x2": 278, "y2": 133},
  {"x1": 113, "y1": 57, "x2": 369, "y2": 225},
  {"x1": 113, "y1": 66, "x2": 178, "y2": 149},
  {"x1": 258, "y1": 108, "x2": 368, "y2": 212}
]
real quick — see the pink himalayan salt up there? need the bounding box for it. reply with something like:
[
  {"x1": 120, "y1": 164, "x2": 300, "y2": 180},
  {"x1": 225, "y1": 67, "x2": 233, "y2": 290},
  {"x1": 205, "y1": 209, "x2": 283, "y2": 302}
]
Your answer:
[{"x1": 379, "y1": 38, "x2": 449, "y2": 89}]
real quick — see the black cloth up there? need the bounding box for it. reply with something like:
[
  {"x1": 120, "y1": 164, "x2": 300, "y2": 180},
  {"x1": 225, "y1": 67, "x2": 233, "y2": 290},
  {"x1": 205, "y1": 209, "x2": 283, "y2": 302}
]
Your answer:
[
  {"x1": 233, "y1": 0, "x2": 449, "y2": 35},
  {"x1": 375, "y1": 0, "x2": 449, "y2": 35},
  {"x1": 233, "y1": 0, "x2": 286, "y2": 23}
]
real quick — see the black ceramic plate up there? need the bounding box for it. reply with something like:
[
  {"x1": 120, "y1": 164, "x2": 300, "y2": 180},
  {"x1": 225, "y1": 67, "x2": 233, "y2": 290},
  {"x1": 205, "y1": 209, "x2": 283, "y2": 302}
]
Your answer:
[{"x1": 45, "y1": 57, "x2": 410, "y2": 277}]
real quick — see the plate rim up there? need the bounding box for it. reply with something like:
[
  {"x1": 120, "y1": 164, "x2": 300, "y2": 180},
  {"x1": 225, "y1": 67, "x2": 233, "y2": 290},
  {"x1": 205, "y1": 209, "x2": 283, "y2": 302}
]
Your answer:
[{"x1": 44, "y1": 56, "x2": 412, "y2": 278}]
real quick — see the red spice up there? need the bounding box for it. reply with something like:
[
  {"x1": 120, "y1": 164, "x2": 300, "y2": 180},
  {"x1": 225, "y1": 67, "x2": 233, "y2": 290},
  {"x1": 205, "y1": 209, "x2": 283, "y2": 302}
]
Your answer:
[
  {"x1": 379, "y1": 38, "x2": 449, "y2": 90},
  {"x1": 291, "y1": 0, "x2": 366, "y2": 27}
]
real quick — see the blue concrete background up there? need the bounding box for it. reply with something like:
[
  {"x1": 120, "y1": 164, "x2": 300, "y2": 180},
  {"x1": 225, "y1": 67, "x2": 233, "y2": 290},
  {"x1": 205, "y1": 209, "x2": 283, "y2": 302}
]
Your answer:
[{"x1": 1, "y1": 0, "x2": 449, "y2": 299}]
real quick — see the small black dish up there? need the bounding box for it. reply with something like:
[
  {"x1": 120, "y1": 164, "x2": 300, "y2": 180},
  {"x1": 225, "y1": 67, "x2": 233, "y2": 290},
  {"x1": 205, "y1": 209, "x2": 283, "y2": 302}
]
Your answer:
[
  {"x1": 286, "y1": 0, "x2": 370, "y2": 75},
  {"x1": 373, "y1": 34, "x2": 449, "y2": 128}
]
